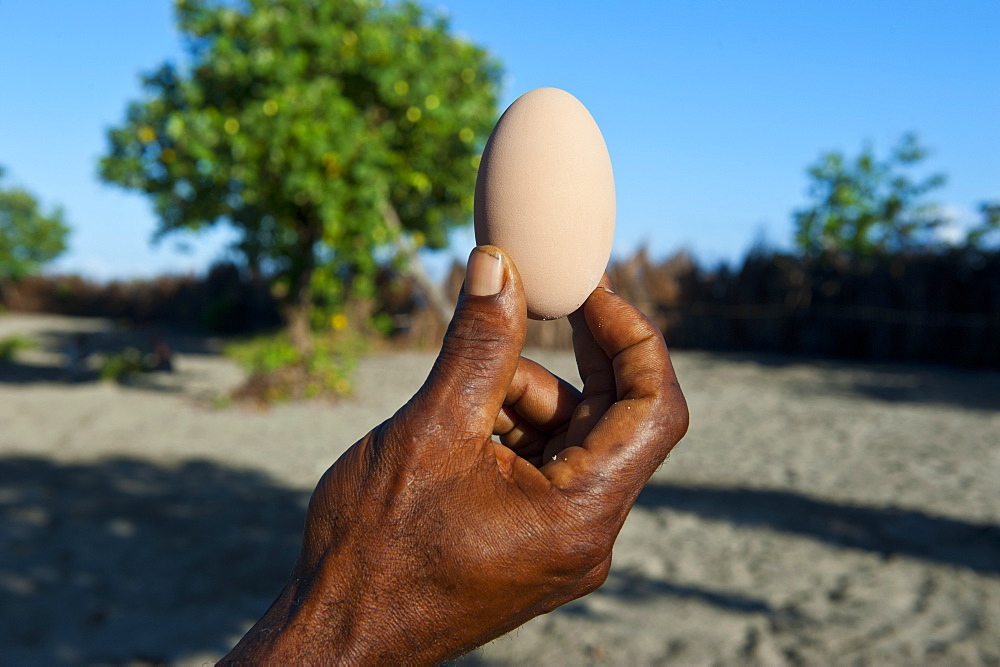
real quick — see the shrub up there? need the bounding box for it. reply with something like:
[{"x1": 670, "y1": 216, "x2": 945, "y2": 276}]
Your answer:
[
  {"x1": 0, "y1": 334, "x2": 34, "y2": 361},
  {"x1": 226, "y1": 330, "x2": 365, "y2": 403},
  {"x1": 99, "y1": 348, "x2": 150, "y2": 382}
]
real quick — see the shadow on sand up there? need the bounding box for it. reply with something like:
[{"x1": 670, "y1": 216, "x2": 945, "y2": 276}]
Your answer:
[
  {"x1": 637, "y1": 483, "x2": 1000, "y2": 576},
  {"x1": 0, "y1": 457, "x2": 307, "y2": 664},
  {"x1": 702, "y1": 351, "x2": 1000, "y2": 412},
  {"x1": 4, "y1": 456, "x2": 998, "y2": 662},
  {"x1": 557, "y1": 571, "x2": 773, "y2": 620},
  {"x1": 0, "y1": 325, "x2": 232, "y2": 388},
  {"x1": 0, "y1": 457, "x2": 780, "y2": 664}
]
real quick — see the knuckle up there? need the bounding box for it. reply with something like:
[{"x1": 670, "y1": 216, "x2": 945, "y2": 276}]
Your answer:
[
  {"x1": 579, "y1": 556, "x2": 612, "y2": 595},
  {"x1": 434, "y1": 308, "x2": 513, "y2": 381},
  {"x1": 435, "y1": 344, "x2": 493, "y2": 385},
  {"x1": 662, "y1": 383, "x2": 690, "y2": 443},
  {"x1": 447, "y1": 304, "x2": 509, "y2": 351},
  {"x1": 650, "y1": 379, "x2": 689, "y2": 447},
  {"x1": 551, "y1": 526, "x2": 613, "y2": 575},
  {"x1": 390, "y1": 399, "x2": 485, "y2": 459},
  {"x1": 637, "y1": 312, "x2": 664, "y2": 341}
]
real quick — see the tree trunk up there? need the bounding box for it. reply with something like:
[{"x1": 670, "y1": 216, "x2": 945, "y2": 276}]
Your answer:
[
  {"x1": 0, "y1": 279, "x2": 14, "y2": 310},
  {"x1": 381, "y1": 202, "x2": 455, "y2": 328},
  {"x1": 284, "y1": 288, "x2": 313, "y2": 359},
  {"x1": 284, "y1": 224, "x2": 318, "y2": 359}
]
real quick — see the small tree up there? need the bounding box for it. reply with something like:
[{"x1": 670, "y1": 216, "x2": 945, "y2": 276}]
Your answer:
[
  {"x1": 793, "y1": 134, "x2": 948, "y2": 259},
  {"x1": 100, "y1": 0, "x2": 501, "y2": 354},
  {"x1": 0, "y1": 166, "x2": 70, "y2": 284}
]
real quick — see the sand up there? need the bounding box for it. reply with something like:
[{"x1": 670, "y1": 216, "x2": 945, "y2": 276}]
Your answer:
[{"x1": 1, "y1": 313, "x2": 998, "y2": 665}]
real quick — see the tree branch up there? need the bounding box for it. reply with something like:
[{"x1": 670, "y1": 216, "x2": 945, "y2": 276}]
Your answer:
[{"x1": 380, "y1": 202, "x2": 455, "y2": 328}]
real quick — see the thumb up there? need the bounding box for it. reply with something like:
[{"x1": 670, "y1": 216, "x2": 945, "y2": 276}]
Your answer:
[{"x1": 410, "y1": 245, "x2": 526, "y2": 438}]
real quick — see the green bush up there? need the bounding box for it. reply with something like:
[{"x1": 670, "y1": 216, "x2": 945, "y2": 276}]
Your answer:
[
  {"x1": 225, "y1": 330, "x2": 365, "y2": 403},
  {"x1": 99, "y1": 347, "x2": 149, "y2": 382},
  {"x1": 0, "y1": 334, "x2": 34, "y2": 361}
]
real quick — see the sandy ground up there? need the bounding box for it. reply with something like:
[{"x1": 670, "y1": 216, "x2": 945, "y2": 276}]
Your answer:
[{"x1": 1, "y1": 313, "x2": 998, "y2": 665}]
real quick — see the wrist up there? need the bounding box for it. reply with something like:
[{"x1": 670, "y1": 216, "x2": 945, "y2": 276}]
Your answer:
[
  {"x1": 221, "y1": 557, "x2": 452, "y2": 665},
  {"x1": 219, "y1": 576, "x2": 357, "y2": 663}
]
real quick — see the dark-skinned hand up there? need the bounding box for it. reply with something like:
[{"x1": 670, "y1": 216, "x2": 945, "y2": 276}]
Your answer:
[{"x1": 221, "y1": 246, "x2": 689, "y2": 664}]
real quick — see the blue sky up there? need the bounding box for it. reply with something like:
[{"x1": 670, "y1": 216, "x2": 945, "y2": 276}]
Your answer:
[{"x1": 1, "y1": 0, "x2": 997, "y2": 280}]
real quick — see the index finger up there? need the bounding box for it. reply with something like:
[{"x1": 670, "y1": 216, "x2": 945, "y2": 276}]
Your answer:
[{"x1": 547, "y1": 287, "x2": 689, "y2": 496}]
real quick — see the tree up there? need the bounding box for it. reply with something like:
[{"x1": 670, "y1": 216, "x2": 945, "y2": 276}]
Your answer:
[
  {"x1": 966, "y1": 200, "x2": 1000, "y2": 248},
  {"x1": 100, "y1": 0, "x2": 501, "y2": 353},
  {"x1": 0, "y1": 166, "x2": 70, "y2": 283},
  {"x1": 793, "y1": 134, "x2": 948, "y2": 259}
]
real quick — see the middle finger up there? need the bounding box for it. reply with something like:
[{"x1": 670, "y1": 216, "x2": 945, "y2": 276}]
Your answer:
[{"x1": 502, "y1": 356, "x2": 582, "y2": 432}]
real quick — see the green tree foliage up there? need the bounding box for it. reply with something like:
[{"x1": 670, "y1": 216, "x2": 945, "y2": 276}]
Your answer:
[
  {"x1": 793, "y1": 134, "x2": 948, "y2": 259},
  {"x1": 100, "y1": 0, "x2": 502, "y2": 352},
  {"x1": 966, "y1": 201, "x2": 1000, "y2": 248},
  {"x1": 0, "y1": 166, "x2": 70, "y2": 282}
]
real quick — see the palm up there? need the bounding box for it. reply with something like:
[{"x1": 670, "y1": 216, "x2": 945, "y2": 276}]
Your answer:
[{"x1": 494, "y1": 306, "x2": 618, "y2": 470}]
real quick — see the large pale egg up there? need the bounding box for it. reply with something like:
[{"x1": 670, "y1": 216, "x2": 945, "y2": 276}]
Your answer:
[{"x1": 474, "y1": 87, "x2": 616, "y2": 320}]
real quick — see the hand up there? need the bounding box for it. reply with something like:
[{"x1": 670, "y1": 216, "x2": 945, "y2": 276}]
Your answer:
[{"x1": 221, "y1": 246, "x2": 689, "y2": 664}]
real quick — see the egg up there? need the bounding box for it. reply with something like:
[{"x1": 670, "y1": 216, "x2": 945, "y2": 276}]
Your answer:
[{"x1": 474, "y1": 87, "x2": 616, "y2": 320}]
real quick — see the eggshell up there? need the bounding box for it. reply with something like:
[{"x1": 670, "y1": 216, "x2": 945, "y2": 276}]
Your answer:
[{"x1": 474, "y1": 87, "x2": 615, "y2": 320}]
